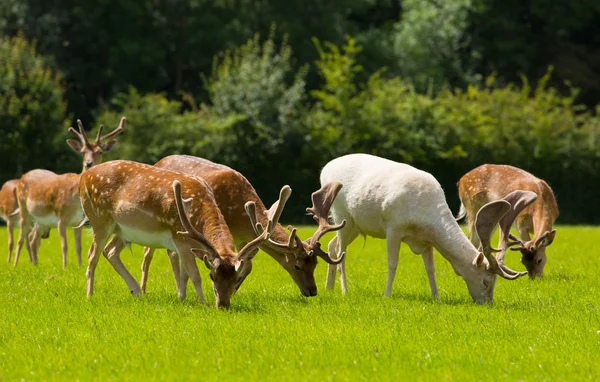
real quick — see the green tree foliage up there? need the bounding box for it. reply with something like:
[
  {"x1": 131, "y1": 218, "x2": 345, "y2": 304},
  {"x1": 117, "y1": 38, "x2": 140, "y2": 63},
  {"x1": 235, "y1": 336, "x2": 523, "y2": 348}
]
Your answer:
[
  {"x1": 0, "y1": 33, "x2": 70, "y2": 181},
  {"x1": 468, "y1": 0, "x2": 600, "y2": 105},
  {"x1": 392, "y1": 0, "x2": 476, "y2": 91},
  {"x1": 306, "y1": 40, "x2": 600, "y2": 222}
]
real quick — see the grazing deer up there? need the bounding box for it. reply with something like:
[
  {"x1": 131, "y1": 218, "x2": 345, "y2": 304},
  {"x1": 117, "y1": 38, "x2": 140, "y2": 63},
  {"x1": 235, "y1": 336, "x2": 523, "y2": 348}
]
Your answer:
[
  {"x1": 320, "y1": 154, "x2": 533, "y2": 303},
  {"x1": 80, "y1": 160, "x2": 290, "y2": 309},
  {"x1": 14, "y1": 118, "x2": 125, "y2": 267},
  {"x1": 456, "y1": 164, "x2": 558, "y2": 278},
  {"x1": 139, "y1": 155, "x2": 345, "y2": 298},
  {"x1": 0, "y1": 179, "x2": 20, "y2": 262}
]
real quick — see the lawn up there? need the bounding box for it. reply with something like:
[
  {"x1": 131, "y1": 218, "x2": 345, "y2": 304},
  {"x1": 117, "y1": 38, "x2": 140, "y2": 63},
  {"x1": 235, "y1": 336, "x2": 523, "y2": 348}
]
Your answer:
[{"x1": 0, "y1": 225, "x2": 598, "y2": 381}]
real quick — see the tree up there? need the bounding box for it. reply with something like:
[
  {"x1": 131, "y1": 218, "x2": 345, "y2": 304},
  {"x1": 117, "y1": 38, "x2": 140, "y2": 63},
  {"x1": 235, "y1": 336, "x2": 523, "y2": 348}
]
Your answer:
[{"x1": 0, "y1": 33, "x2": 70, "y2": 181}]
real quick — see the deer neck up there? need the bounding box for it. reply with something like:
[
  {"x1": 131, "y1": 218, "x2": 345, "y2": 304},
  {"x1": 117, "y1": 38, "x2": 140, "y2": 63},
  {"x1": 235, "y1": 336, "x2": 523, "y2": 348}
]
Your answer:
[
  {"x1": 194, "y1": 208, "x2": 237, "y2": 257},
  {"x1": 429, "y1": 202, "x2": 479, "y2": 267}
]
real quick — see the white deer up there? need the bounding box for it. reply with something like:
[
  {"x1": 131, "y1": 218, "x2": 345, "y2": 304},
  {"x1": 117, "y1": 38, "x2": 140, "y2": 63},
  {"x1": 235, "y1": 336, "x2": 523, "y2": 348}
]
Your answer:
[{"x1": 321, "y1": 154, "x2": 534, "y2": 303}]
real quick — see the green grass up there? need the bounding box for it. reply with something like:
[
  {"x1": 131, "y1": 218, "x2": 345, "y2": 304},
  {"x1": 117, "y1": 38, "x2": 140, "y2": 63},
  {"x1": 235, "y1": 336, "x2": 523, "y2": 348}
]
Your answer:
[{"x1": 0, "y1": 225, "x2": 599, "y2": 381}]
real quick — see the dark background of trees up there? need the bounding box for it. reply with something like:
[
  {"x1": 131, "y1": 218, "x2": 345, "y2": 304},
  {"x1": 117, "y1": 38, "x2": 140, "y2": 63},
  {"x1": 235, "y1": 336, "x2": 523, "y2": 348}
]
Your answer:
[{"x1": 1, "y1": 0, "x2": 599, "y2": 223}]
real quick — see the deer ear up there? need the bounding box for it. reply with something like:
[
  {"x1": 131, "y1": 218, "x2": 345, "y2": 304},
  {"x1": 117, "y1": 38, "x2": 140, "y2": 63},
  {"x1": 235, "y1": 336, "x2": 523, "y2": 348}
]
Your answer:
[
  {"x1": 101, "y1": 139, "x2": 118, "y2": 152},
  {"x1": 234, "y1": 259, "x2": 244, "y2": 272},
  {"x1": 545, "y1": 230, "x2": 556, "y2": 246},
  {"x1": 473, "y1": 252, "x2": 486, "y2": 268},
  {"x1": 66, "y1": 139, "x2": 83, "y2": 152}
]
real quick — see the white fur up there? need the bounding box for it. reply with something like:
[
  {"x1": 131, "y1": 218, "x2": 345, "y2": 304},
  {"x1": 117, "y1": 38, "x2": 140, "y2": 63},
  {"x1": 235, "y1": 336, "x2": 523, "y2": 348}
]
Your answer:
[
  {"x1": 118, "y1": 225, "x2": 176, "y2": 251},
  {"x1": 320, "y1": 153, "x2": 498, "y2": 303}
]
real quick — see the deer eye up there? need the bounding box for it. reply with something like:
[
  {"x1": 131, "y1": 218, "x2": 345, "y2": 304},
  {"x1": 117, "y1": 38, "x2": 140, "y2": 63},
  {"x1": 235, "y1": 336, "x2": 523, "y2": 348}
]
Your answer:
[
  {"x1": 294, "y1": 264, "x2": 300, "y2": 271},
  {"x1": 537, "y1": 259, "x2": 543, "y2": 264}
]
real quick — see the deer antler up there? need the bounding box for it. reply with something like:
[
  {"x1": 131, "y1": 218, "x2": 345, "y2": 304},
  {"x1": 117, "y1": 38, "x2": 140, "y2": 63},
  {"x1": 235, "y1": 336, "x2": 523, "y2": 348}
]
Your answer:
[
  {"x1": 496, "y1": 190, "x2": 538, "y2": 260},
  {"x1": 68, "y1": 119, "x2": 92, "y2": 148},
  {"x1": 475, "y1": 199, "x2": 527, "y2": 280},
  {"x1": 172, "y1": 180, "x2": 221, "y2": 268},
  {"x1": 304, "y1": 181, "x2": 346, "y2": 264},
  {"x1": 97, "y1": 117, "x2": 126, "y2": 143},
  {"x1": 245, "y1": 193, "x2": 303, "y2": 253},
  {"x1": 236, "y1": 186, "x2": 292, "y2": 263}
]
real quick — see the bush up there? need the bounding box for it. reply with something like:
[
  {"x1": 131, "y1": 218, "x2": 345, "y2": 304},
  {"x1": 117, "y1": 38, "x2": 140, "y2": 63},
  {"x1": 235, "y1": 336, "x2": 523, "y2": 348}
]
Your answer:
[
  {"x1": 0, "y1": 33, "x2": 70, "y2": 181},
  {"x1": 306, "y1": 40, "x2": 600, "y2": 222},
  {"x1": 95, "y1": 88, "x2": 246, "y2": 166}
]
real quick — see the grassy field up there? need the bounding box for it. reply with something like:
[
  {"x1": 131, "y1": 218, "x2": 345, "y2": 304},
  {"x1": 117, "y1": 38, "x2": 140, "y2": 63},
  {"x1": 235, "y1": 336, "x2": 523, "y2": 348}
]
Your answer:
[{"x1": 0, "y1": 225, "x2": 598, "y2": 381}]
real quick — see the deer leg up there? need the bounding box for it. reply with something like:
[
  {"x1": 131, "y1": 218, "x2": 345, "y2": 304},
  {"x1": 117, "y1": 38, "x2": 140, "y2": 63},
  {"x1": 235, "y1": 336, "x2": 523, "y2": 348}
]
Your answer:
[
  {"x1": 140, "y1": 247, "x2": 154, "y2": 294},
  {"x1": 334, "y1": 226, "x2": 358, "y2": 295},
  {"x1": 422, "y1": 246, "x2": 439, "y2": 300},
  {"x1": 384, "y1": 232, "x2": 402, "y2": 297},
  {"x1": 103, "y1": 236, "x2": 141, "y2": 297},
  {"x1": 14, "y1": 213, "x2": 32, "y2": 266},
  {"x1": 30, "y1": 224, "x2": 47, "y2": 265},
  {"x1": 468, "y1": 217, "x2": 480, "y2": 249},
  {"x1": 174, "y1": 244, "x2": 203, "y2": 304},
  {"x1": 57, "y1": 219, "x2": 69, "y2": 269},
  {"x1": 167, "y1": 250, "x2": 182, "y2": 297},
  {"x1": 74, "y1": 226, "x2": 82, "y2": 267},
  {"x1": 178, "y1": 262, "x2": 190, "y2": 302},
  {"x1": 338, "y1": 257, "x2": 349, "y2": 295},
  {"x1": 6, "y1": 217, "x2": 14, "y2": 263},
  {"x1": 325, "y1": 235, "x2": 340, "y2": 290},
  {"x1": 87, "y1": 230, "x2": 110, "y2": 298}
]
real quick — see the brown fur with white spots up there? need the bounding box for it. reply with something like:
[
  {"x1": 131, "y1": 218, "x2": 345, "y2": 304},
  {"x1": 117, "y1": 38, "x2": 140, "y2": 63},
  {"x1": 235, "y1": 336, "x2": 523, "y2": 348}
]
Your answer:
[
  {"x1": 0, "y1": 179, "x2": 20, "y2": 262},
  {"x1": 457, "y1": 164, "x2": 559, "y2": 278},
  {"x1": 80, "y1": 160, "x2": 289, "y2": 309},
  {"x1": 13, "y1": 118, "x2": 125, "y2": 268},
  {"x1": 139, "y1": 155, "x2": 345, "y2": 298}
]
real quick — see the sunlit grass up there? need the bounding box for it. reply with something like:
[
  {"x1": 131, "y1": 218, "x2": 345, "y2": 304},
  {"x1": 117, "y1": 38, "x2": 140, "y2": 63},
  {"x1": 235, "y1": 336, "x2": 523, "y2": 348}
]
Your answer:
[{"x1": 0, "y1": 225, "x2": 598, "y2": 380}]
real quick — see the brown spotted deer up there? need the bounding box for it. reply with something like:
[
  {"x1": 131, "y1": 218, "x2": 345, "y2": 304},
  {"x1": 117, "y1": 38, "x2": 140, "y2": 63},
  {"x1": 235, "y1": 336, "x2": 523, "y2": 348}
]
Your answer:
[
  {"x1": 14, "y1": 118, "x2": 125, "y2": 267},
  {"x1": 321, "y1": 154, "x2": 533, "y2": 303},
  {"x1": 139, "y1": 155, "x2": 345, "y2": 298},
  {"x1": 457, "y1": 164, "x2": 558, "y2": 278},
  {"x1": 0, "y1": 179, "x2": 20, "y2": 262},
  {"x1": 79, "y1": 160, "x2": 290, "y2": 309}
]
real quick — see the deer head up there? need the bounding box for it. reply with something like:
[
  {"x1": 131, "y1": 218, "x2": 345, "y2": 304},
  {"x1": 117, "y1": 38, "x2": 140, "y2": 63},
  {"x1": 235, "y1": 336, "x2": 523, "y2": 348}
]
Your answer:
[
  {"x1": 244, "y1": 182, "x2": 346, "y2": 296},
  {"x1": 67, "y1": 117, "x2": 126, "y2": 171},
  {"x1": 460, "y1": 191, "x2": 535, "y2": 303},
  {"x1": 506, "y1": 230, "x2": 556, "y2": 278},
  {"x1": 174, "y1": 181, "x2": 289, "y2": 309}
]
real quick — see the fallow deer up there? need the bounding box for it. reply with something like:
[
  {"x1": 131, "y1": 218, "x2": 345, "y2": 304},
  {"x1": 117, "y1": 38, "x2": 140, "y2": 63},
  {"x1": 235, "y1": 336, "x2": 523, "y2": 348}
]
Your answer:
[
  {"x1": 0, "y1": 179, "x2": 20, "y2": 262},
  {"x1": 79, "y1": 160, "x2": 290, "y2": 309},
  {"x1": 139, "y1": 155, "x2": 345, "y2": 298},
  {"x1": 14, "y1": 118, "x2": 125, "y2": 267},
  {"x1": 456, "y1": 164, "x2": 559, "y2": 278},
  {"x1": 320, "y1": 154, "x2": 533, "y2": 303}
]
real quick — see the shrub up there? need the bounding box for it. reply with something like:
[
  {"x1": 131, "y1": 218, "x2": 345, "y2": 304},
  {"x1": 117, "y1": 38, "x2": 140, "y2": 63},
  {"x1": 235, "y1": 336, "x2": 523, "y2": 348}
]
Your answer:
[{"x1": 0, "y1": 33, "x2": 69, "y2": 180}]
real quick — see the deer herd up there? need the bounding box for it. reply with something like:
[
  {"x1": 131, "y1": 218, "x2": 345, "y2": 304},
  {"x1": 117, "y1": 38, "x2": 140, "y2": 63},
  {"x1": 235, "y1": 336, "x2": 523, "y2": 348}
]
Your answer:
[{"x1": 0, "y1": 118, "x2": 558, "y2": 308}]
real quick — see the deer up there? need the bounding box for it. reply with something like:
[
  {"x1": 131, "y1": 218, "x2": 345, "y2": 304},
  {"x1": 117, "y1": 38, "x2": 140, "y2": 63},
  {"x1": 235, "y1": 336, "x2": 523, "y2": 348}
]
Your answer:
[
  {"x1": 456, "y1": 164, "x2": 559, "y2": 278},
  {"x1": 79, "y1": 160, "x2": 290, "y2": 309},
  {"x1": 139, "y1": 155, "x2": 345, "y2": 299},
  {"x1": 13, "y1": 117, "x2": 125, "y2": 268},
  {"x1": 0, "y1": 179, "x2": 20, "y2": 262},
  {"x1": 320, "y1": 154, "x2": 534, "y2": 303}
]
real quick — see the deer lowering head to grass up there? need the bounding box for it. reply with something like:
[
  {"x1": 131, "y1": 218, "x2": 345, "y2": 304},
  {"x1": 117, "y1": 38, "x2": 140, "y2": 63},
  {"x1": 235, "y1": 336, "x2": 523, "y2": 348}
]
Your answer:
[
  {"x1": 457, "y1": 164, "x2": 559, "y2": 278},
  {"x1": 79, "y1": 160, "x2": 290, "y2": 309},
  {"x1": 14, "y1": 118, "x2": 125, "y2": 268},
  {"x1": 139, "y1": 155, "x2": 345, "y2": 298},
  {"x1": 0, "y1": 179, "x2": 20, "y2": 262},
  {"x1": 320, "y1": 154, "x2": 533, "y2": 303}
]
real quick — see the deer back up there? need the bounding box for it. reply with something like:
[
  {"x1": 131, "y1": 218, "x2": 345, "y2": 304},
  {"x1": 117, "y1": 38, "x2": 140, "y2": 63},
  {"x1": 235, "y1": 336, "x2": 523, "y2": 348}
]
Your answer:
[
  {"x1": 155, "y1": 155, "x2": 289, "y2": 244},
  {"x1": 0, "y1": 179, "x2": 19, "y2": 219},
  {"x1": 80, "y1": 160, "x2": 237, "y2": 255},
  {"x1": 458, "y1": 164, "x2": 558, "y2": 227}
]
